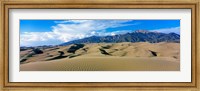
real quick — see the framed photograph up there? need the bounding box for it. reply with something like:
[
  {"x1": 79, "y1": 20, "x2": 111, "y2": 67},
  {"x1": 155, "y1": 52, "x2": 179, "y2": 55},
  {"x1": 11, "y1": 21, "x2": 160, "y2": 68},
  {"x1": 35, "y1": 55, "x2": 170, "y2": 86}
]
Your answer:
[{"x1": 1, "y1": 0, "x2": 199, "y2": 90}]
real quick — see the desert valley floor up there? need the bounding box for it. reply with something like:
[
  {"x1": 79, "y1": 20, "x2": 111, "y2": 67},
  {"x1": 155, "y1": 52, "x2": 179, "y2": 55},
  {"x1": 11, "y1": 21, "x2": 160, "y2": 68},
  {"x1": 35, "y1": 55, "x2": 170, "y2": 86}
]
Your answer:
[{"x1": 20, "y1": 42, "x2": 180, "y2": 71}]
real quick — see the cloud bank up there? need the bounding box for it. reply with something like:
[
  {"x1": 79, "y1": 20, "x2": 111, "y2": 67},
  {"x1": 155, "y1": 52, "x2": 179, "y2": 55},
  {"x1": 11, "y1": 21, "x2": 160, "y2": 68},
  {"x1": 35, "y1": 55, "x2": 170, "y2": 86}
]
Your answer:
[
  {"x1": 20, "y1": 20, "x2": 135, "y2": 46},
  {"x1": 20, "y1": 20, "x2": 180, "y2": 46}
]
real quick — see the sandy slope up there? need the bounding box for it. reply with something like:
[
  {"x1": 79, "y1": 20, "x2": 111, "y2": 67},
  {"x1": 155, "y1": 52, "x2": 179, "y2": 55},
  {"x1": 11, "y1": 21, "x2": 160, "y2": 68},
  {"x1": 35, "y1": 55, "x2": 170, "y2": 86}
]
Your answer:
[
  {"x1": 20, "y1": 57, "x2": 179, "y2": 71},
  {"x1": 20, "y1": 42, "x2": 180, "y2": 71}
]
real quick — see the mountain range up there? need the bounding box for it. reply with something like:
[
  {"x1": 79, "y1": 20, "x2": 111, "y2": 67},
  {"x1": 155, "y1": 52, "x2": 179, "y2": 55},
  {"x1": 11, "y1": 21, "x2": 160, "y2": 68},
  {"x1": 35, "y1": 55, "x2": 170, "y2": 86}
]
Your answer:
[{"x1": 60, "y1": 30, "x2": 180, "y2": 46}]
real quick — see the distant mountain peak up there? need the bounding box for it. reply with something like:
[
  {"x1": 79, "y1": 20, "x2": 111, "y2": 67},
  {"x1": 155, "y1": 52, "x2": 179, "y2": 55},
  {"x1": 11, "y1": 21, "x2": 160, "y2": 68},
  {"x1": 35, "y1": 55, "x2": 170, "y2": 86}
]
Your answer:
[
  {"x1": 134, "y1": 30, "x2": 150, "y2": 33},
  {"x1": 169, "y1": 32, "x2": 178, "y2": 34},
  {"x1": 60, "y1": 30, "x2": 180, "y2": 46}
]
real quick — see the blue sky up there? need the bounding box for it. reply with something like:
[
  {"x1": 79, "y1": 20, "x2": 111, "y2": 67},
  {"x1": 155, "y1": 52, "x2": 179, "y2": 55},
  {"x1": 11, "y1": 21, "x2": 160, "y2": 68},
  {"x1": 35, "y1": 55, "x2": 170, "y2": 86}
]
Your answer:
[{"x1": 20, "y1": 20, "x2": 180, "y2": 46}]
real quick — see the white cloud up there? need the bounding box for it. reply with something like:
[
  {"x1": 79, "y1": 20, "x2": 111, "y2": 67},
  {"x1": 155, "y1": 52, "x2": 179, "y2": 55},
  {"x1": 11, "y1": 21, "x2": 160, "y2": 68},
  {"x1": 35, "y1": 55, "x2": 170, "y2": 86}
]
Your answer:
[
  {"x1": 150, "y1": 27, "x2": 180, "y2": 34},
  {"x1": 54, "y1": 20, "x2": 91, "y2": 24},
  {"x1": 98, "y1": 30, "x2": 133, "y2": 36},
  {"x1": 20, "y1": 20, "x2": 180, "y2": 46},
  {"x1": 20, "y1": 20, "x2": 136, "y2": 46},
  {"x1": 20, "y1": 32, "x2": 60, "y2": 46}
]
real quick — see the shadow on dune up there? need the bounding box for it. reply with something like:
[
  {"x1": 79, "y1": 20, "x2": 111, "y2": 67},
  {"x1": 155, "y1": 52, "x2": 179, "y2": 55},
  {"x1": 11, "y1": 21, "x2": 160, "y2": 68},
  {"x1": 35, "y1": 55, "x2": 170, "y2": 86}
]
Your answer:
[
  {"x1": 68, "y1": 54, "x2": 81, "y2": 58},
  {"x1": 47, "y1": 56, "x2": 68, "y2": 61},
  {"x1": 148, "y1": 50, "x2": 158, "y2": 57},
  {"x1": 99, "y1": 48, "x2": 112, "y2": 56},
  {"x1": 47, "y1": 54, "x2": 82, "y2": 61},
  {"x1": 67, "y1": 44, "x2": 84, "y2": 54}
]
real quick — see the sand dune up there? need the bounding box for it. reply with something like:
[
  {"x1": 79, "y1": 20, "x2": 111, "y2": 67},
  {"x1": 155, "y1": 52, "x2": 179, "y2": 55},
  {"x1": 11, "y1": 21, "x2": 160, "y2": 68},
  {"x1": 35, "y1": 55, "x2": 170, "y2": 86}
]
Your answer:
[
  {"x1": 20, "y1": 42, "x2": 180, "y2": 71},
  {"x1": 20, "y1": 57, "x2": 179, "y2": 71}
]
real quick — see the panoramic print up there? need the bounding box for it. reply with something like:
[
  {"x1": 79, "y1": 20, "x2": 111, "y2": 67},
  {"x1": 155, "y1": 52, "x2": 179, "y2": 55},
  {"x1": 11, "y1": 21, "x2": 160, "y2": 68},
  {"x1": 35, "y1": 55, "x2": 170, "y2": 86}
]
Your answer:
[{"x1": 20, "y1": 20, "x2": 180, "y2": 71}]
